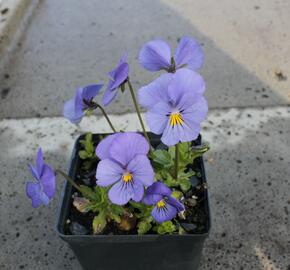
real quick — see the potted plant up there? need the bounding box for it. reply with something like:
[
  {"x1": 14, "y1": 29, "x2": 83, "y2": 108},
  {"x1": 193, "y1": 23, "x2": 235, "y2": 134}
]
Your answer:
[{"x1": 25, "y1": 36, "x2": 211, "y2": 270}]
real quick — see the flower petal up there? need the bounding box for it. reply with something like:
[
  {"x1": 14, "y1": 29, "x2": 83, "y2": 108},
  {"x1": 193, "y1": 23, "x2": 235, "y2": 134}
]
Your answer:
[
  {"x1": 26, "y1": 182, "x2": 50, "y2": 208},
  {"x1": 139, "y1": 39, "x2": 171, "y2": 71},
  {"x1": 28, "y1": 164, "x2": 39, "y2": 181},
  {"x1": 146, "y1": 181, "x2": 172, "y2": 196},
  {"x1": 96, "y1": 159, "x2": 123, "y2": 187},
  {"x1": 161, "y1": 121, "x2": 179, "y2": 146},
  {"x1": 167, "y1": 196, "x2": 185, "y2": 212},
  {"x1": 119, "y1": 53, "x2": 128, "y2": 64},
  {"x1": 151, "y1": 203, "x2": 177, "y2": 223},
  {"x1": 131, "y1": 182, "x2": 144, "y2": 202},
  {"x1": 63, "y1": 90, "x2": 84, "y2": 124},
  {"x1": 146, "y1": 101, "x2": 171, "y2": 135},
  {"x1": 36, "y1": 148, "x2": 44, "y2": 177},
  {"x1": 95, "y1": 133, "x2": 120, "y2": 160},
  {"x1": 110, "y1": 132, "x2": 149, "y2": 166},
  {"x1": 81, "y1": 84, "x2": 103, "y2": 101},
  {"x1": 109, "y1": 62, "x2": 129, "y2": 90},
  {"x1": 174, "y1": 36, "x2": 204, "y2": 70},
  {"x1": 102, "y1": 54, "x2": 129, "y2": 106},
  {"x1": 108, "y1": 180, "x2": 142, "y2": 205},
  {"x1": 182, "y1": 96, "x2": 208, "y2": 124},
  {"x1": 138, "y1": 73, "x2": 172, "y2": 109},
  {"x1": 40, "y1": 164, "x2": 56, "y2": 199},
  {"x1": 127, "y1": 155, "x2": 154, "y2": 186},
  {"x1": 168, "y1": 69, "x2": 205, "y2": 106},
  {"x1": 176, "y1": 120, "x2": 200, "y2": 143},
  {"x1": 161, "y1": 116, "x2": 200, "y2": 146},
  {"x1": 101, "y1": 87, "x2": 118, "y2": 106},
  {"x1": 143, "y1": 194, "x2": 163, "y2": 205}
]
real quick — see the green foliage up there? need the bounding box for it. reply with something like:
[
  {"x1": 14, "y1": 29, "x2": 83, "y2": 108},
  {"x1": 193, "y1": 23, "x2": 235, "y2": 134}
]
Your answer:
[
  {"x1": 153, "y1": 221, "x2": 176, "y2": 235},
  {"x1": 151, "y1": 142, "x2": 209, "y2": 192},
  {"x1": 171, "y1": 190, "x2": 183, "y2": 200},
  {"x1": 178, "y1": 225, "x2": 186, "y2": 235},
  {"x1": 75, "y1": 185, "x2": 125, "y2": 234},
  {"x1": 191, "y1": 142, "x2": 210, "y2": 160},
  {"x1": 150, "y1": 149, "x2": 173, "y2": 170},
  {"x1": 137, "y1": 220, "x2": 152, "y2": 235},
  {"x1": 93, "y1": 211, "x2": 107, "y2": 234},
  {"x1": 130, "y1": 201, "x2": 153, "y2": 235},
  {"x1": 79, "y1": 133, "x2": 96, "y2": 169},
  {"x1": 79, "y1": 133, "x2": 95, "y2": 159},
  {"x1": 178, "y1": 170, "x2": 195, "y2": 192}
]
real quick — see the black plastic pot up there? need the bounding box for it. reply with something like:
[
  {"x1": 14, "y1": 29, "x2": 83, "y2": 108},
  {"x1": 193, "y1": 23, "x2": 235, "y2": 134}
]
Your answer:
[{"x1": 56, "y1": 133, "x2": 210, "y2": 270}]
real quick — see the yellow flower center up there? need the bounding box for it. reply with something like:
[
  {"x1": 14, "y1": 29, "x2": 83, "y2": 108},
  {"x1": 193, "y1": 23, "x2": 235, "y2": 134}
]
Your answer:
[
  {"x1": 170, "y1": 112, "x2": 183, "y2": 126},
  {"x1": 122, "y1": 172, "x2": 133, "y2": 183},
  {"x1": 157, "y1": 200, "x2": 166, "y2": 208}
]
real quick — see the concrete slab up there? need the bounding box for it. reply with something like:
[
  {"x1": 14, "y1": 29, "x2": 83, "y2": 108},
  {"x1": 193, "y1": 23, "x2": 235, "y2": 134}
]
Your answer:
[
  {"x1": 0, "y1": 107, "x2": 289, "y2": 269},
  {"x1": 0, "y1": 0, "x2": 37, "y2": 63},
  {"x1": 0, "y1": 0, "x2": 290, "y2": 119}
]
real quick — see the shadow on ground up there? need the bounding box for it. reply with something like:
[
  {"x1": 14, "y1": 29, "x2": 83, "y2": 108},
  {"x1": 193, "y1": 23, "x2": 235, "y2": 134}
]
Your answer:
[{"x1": 0, "y1": 0, "x2": 288, "y2": 119}]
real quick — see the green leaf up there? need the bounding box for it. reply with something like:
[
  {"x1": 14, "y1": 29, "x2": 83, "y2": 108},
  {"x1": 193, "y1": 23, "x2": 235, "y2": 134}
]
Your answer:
[
  {"x1": 79, "y1": 133, "x2": 96, "y2": 161},
  {"x1": 129, "y1": 201, "x2": 153, "y2": 220},
  {"x1": 79, "y1": 185, "x2": 98, "y2": 201},
  {"x1": 179, "y1": 178, "x2": 191, "y2": 192},
  {"x1": 93, "y1": 211, "x2": 107, "y2": 234},
  {"x1": 137, "y1": 220, "x2": 152, "y2": 235},
  {"x1": 109, "y1": 204, "x2": 125, "y2": 223},
  {"x1": 191, "y1": 142, "x2": 210, "y2": 160},
  {"x1": 151, "y1": 149, "x2": 173, "y2": 168},
  {"x1": 153, "y1": 221, "x2": 176, "y2": 235},
  {"x1": 178, "y1": 170, "x2": 195, "y2": 192},
  {"x1": 171, "y1": 190, "x2": 183, "y2": 200},
  {"x1": 79, "y1": 150, "x2": 89, "y2": 159},
  {"x1": 162, "y1": 173, "x2": 179, "y2": 188},
  {"x1": 178, "y1": 170, "x2": 195, "y2": 181}
]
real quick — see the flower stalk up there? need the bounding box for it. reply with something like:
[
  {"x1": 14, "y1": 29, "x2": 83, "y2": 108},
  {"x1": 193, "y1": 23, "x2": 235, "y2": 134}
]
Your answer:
[
  {"x1": 94, "y1": 104, "x2": 116, "y2": 133},
  {"x1": 174, "y1": 143, "x2": 179, "y2": 180},
  {"x1": 56, "y1": 169, "x2": 83, "y2": 194},
  {"x1": 127, "y1": 79, "x2": 151, "y2": 146}
]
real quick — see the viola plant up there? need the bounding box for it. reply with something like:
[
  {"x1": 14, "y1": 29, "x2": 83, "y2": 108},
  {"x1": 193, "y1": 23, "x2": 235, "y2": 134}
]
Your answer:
[{"x1": 25, "y1": 35, "x2": 210, "y2": 236}]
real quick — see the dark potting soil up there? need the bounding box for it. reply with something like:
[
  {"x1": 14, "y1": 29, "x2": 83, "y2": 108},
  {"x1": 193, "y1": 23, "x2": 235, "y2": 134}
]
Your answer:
[{"x1": 64, "y1": 134, "x2": 209, "y2": 235}]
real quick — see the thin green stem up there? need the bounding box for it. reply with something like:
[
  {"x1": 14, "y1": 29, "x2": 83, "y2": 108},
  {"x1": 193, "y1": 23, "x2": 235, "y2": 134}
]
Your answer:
[
  {"x1": 95, "y1": 104, "x2": 116, "y2": 133},
  {"x1": 56, "y1": 169, "x2": 83, "y2": 193},
  {"x1": 127, "y1": 79, "x2": 151, "y2": 146},
  {"x1": 174, "y1": 143, "x2": 179, "y2": 180}
]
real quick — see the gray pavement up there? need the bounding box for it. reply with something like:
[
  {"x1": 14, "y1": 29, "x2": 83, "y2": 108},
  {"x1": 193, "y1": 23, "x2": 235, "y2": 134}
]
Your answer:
[
  {"x1": 0, "y1": 0, "x2": 289, "y2": 118},
  {"x1": 0, "y1": 0, "x2": 290, "y2": 269},
  {"x1": 0, "y1": 109, "x2": 289, "y2": 269}
]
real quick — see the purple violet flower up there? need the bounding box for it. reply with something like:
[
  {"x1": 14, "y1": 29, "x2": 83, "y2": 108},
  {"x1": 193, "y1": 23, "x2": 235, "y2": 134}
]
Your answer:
[
  {"x1": 139, "y1": 36, "x2": 204, "y2": 72},
  {"x1": 63, "y1": 84, "x2": 103, "y2": 124},
  {"x1": 143, "y1": 181, "x2": 184, "y2": 223},
  {"x1": 26, "y1": 148, "x2": 56, "y2": 208},
  {"x1": 95, "y1": 132, "x2": 154, "y2": 205},
  {"x1": 138, "y1": 69, "x2": 208, "y2": 146},
  {"x1": 102, "y1": 54, "x2": 129, "y2": 106}
]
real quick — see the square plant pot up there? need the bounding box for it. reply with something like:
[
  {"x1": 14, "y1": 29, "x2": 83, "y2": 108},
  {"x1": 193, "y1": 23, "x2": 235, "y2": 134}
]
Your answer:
[{"x1": 56, "y1": 133, "x2": 211, "y2": 270}]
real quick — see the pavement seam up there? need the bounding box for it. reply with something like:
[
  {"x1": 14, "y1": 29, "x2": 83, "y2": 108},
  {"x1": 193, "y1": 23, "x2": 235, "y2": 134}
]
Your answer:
[{"x1": 0, "y1": 104, "x2": 289, "y2": 121}]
